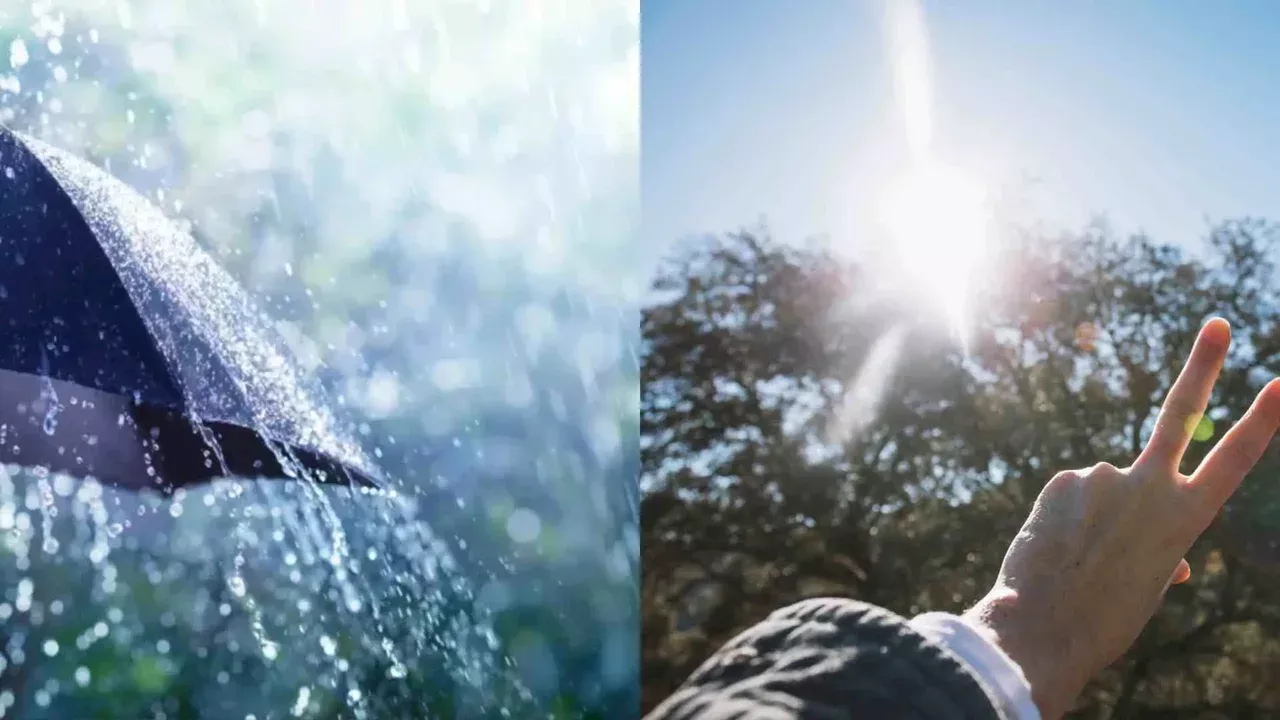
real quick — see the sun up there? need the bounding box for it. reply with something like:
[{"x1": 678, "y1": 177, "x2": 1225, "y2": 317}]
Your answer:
[{"x1": 878, "y1": 159, "x2": 991, "y2": 343}]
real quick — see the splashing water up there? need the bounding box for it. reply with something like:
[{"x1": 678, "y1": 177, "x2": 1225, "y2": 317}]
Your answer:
[
  {"x1": 38, "y1": 348, "x2": 62, "y2": 437},
  {"x1": 0, "y1": 466, "x2": 533, "y2": 716},
  {"x1": 26, "y1": 135, "x2": 377, "y2": 477}
]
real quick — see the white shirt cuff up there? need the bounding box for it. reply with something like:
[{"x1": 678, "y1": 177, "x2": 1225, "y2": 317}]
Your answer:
[{"x1": 910, "y1": 612, "x2": 1040, "y2": 720}]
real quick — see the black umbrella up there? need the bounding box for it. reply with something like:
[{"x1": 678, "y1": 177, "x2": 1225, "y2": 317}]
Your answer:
[{"x1": 0, "y1": 126, "x2": 380, "y2": 492}]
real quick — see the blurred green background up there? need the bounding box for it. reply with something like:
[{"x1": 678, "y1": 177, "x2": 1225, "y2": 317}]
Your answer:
[{"x1": 0, "y1": 1, "x2": 638, "y2": 718}]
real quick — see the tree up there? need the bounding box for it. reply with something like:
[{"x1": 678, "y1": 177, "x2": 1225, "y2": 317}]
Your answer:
[{"x1": 642, "y1": 220, "x2": 1280, "y2": 718}]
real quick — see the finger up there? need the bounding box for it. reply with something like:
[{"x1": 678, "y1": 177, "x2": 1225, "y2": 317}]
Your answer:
[
  {"x1": 1188, "y1": 378, "x2": 1280, "y2": 507},
  {"x1": 1138, "y1": 318, "x2": 1231, "y2": 471}
]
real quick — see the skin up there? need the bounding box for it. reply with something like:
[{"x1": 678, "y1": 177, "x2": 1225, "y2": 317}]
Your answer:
[{"x1": 963, "y1": 318, "x2": 1280, "y2": 719}]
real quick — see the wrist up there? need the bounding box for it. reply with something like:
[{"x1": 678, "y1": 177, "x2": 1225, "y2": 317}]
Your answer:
[
  {"x1": 963, "y1": 589, "x2": 1085, "y2": 720},
  {"x1": 911, "y1": 612, "x2": 1041, "y2": 720}
]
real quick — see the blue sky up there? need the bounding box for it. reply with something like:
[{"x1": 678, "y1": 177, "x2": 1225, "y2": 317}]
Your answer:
[{"x1": 643, "y1": 0, "x2": 1280, "y2": 255}]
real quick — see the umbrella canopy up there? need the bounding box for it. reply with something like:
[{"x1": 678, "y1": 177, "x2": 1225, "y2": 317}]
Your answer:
[{"x1": 0, "y1": 126, "x2": 380, "y2": 492}]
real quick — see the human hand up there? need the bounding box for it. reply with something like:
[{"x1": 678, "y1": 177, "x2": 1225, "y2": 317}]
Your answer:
[{"x1": 962, "y1": 318, "x2": 1280, "y2": 719}]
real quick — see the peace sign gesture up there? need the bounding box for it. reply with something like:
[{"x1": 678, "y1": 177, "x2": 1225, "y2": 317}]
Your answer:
[
  {"x1": 1138, "y1": 318, "x2": 1279, "y2": 505},
  {"x1": 964, "y1": 318, "x2": 1280, "y2": 720}
]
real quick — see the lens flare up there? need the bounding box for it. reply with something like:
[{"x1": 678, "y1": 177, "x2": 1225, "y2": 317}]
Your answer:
[
  {"x1": 879, "y1": 160, "x2": 990, "y2": 343},
  {"x1": 884, "y1": 0, "x2": 934, "y2": 158},
  {"x1": 878, "y1": 0, "x2": 991, "y2": 346}
]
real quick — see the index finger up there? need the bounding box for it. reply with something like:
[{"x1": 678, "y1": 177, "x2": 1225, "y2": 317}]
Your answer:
[{"x1": 1137, "y1": 318, "x2": 1231, "y2": 471}]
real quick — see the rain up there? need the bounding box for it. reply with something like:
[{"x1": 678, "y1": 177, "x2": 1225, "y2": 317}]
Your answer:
[{"x1": 0, "y1": 1, "x2": 638, "y2": 718}]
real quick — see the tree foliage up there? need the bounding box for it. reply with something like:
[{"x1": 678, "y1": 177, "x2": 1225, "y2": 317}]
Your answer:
[{"x1": 642, "y1": 221, "x2": 1280, "y2": 718}]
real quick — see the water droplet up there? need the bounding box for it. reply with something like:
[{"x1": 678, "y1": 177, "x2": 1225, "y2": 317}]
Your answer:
[
  {"x1": 506, "y1": 508, "x2": 542, "y2": 543},
  {"x1": 38, "y1": 351, "x2": 62, "y2": 436},
  {"x1": 291, "y1": 686, "x2": 311, "y2": 716},
  {"x1": 8, "y1": 39, "x2": 28, "y2": 69}
]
